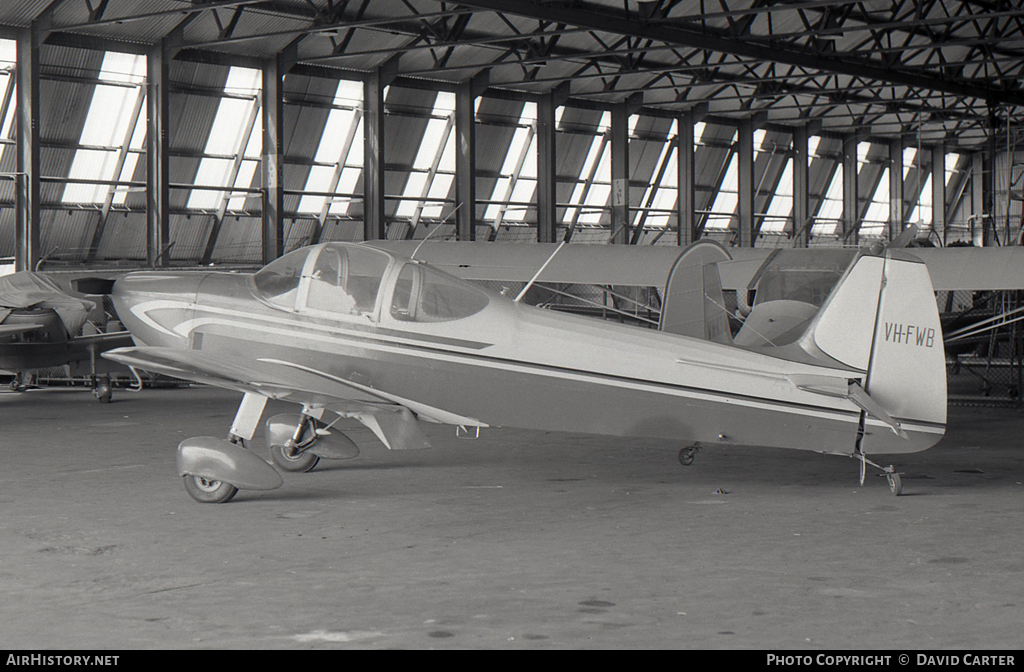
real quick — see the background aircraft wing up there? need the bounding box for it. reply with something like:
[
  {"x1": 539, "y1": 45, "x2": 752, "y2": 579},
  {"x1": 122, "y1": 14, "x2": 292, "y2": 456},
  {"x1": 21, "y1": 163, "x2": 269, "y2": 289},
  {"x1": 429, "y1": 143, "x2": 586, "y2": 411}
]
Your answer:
[
  {"x1": 369, "y1": 240, "x2": 1024, "y2": 292},
  {"x1": 75, "y1": 330, "x2": 135, "y2": 348},
  {"x1": 0, "y1": 322, "x2": 47, "y2": 336}
]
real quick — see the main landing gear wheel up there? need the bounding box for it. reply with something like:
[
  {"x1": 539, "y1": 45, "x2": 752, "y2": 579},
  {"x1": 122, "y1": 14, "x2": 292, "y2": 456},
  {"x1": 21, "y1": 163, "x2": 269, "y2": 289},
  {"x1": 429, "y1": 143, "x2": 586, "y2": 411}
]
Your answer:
[
  {"x1": 678, "y1": 445, "x2": 699, "y2": 466},
  {"x1": 92, "y1": 383, "x2": 112, "y2": 403},
  {"x1": 268, "y1": 415, "x2": 321, "y2": 472},
  {"x1": 269, "y1": 443, "x2": 320, "y2": 472},
  {"x1": 182, "y1": 475, "x2": 239, "y2": 504},
  {"x1": 886, "y1": 471, "x2": 903, "y2": 496}
]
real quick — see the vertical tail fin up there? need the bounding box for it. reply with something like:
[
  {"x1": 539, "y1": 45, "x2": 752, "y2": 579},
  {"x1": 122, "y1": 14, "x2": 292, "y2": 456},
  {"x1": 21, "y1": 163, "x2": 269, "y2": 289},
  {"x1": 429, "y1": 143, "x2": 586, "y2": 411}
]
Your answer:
[
  {"x1": 803, "y1": 251, "x2": 946, "y2": 453},
  {"x1": 659, "y1": 240, "x2": 733, "y2": 344}
]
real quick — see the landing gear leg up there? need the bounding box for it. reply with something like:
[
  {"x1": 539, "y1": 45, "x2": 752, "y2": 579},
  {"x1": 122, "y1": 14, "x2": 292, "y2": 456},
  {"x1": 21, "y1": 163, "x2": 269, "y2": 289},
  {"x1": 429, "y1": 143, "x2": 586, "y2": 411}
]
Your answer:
[
  {"x1": 269, "y1": 414, "x2": 321, "y2": 472},
  {"x1": 10, "y1": 374, "x2": 26, "y2": 392},
  {"x1": 91, "y1": 374, "x2": 112, "y2": 403},
  {"x1": 857, "y1": 451, "x2": 903, "y2": 497}
]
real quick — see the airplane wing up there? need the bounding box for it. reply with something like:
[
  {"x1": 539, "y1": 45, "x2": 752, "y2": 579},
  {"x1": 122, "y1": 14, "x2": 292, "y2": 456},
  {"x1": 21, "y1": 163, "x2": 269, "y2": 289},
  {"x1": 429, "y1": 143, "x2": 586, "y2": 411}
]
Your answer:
[
  {"x1": 0, "y1": 322, "x2": 47, "y2": 336},
  {"x1": 104, "y1": 346, "x2": 352, "y2": 399},
  {"x1": 368, "y1": 240, "x2": 1024, "y2": 292},
  {"x1": 103, "y1": 346, "x2": 484, "y2": 450},
  {"x1": 367, "y1": 240, "x2": 691, "y2": 287}
]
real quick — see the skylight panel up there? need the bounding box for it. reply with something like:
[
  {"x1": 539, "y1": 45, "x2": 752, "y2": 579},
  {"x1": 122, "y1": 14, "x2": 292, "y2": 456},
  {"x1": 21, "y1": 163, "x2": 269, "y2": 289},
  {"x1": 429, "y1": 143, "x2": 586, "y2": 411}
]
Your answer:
[
  {"x1": 633, "y1": 121, "x2": 678, "y2": 230},
  {"x1": 485, "y1": 102, "x2": 538, "y2": 225},
  {"x1": 761, "y1": 159, "x2": 793, "y2": 234},
  {"x1": 908, "y1": 174, "x2": 932, "y2": 226},
  {"x1": 694, "y1": 121, "x2": 706, "y2": 144},
  {"x1": 705, "y1": 153, "x2": 738, "y2": 230},
  {"x1": 861, "y1": 168, "x2": 889, "y2": 235},
  {"x1": 814, "y1": 164, "x2": 844, "y2": 235},
  {"x1": 111, "y1": 104, "x2": 149, "y2": 205},
  {"x1": 187, "y1": 67, "x2": 261, "y2": 210},
  {"x1": 808, "y1": 135, "x2": 821, "y2": 157},
  {"x1": 423, "y1": 173, "x2": 453, "y2": 218},
  {"x1": 63, "y1": 51, "x2": 147, "y2": 204},
  {"x1": 903, "y1": 147, "x2": 917, "y2": 178},
  {"x1": 563, "y1": 111, "x2": 611, "y2": 224},
  {"x1": 945, "y1": 153, "x2": 960, "y2": 184},
  {"x1": 0, "y1": 40, "x2": 16, "y2": 156},
  {"x1": 396, "y1": 91, "x2": 456, "y2": 220},
  {"x1": 298, "y1": 78, "x2": 365, "y2": 217},
  {"x1": 413, "y1": 118, "x2": 450, "y2": 170}
]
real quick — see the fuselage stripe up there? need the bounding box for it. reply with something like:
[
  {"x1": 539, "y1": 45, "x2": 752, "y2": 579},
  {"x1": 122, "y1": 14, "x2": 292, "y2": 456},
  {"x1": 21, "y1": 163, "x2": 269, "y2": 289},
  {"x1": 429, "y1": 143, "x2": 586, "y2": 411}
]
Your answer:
[{"x1": 134, "y1": 300, "x2": 943, "y2": 434}]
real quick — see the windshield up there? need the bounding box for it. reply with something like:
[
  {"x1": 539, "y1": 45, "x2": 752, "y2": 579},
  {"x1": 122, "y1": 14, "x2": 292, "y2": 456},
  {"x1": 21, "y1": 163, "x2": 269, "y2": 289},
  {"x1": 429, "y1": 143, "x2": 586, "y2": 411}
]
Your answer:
[{"x1": 252, "y1": 247, "x2": 311, "y2": 309}]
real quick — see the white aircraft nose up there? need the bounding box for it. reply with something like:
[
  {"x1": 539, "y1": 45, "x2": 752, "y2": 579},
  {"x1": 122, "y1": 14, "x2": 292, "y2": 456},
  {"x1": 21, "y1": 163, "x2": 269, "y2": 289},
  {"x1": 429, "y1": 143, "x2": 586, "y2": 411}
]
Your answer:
[{"x1": 111, "y1": 271, "x2": 210, "y2": 346}]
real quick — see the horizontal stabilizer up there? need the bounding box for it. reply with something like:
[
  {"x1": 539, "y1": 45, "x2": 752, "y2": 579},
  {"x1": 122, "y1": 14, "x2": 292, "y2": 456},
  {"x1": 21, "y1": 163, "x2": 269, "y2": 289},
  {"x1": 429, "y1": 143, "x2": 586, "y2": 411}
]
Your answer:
[
  {"x1": 788, "y1": 374, "x2": 907, "y2": 439},
  {"x1": 733, "y1": 299, "x2": 818, "y2": 347}
]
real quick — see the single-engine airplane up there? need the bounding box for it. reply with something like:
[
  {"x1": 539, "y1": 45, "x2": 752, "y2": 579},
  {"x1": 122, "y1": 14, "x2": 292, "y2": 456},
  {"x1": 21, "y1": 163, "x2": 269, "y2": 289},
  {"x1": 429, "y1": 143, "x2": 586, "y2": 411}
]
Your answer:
[
  {"x1": 104, "y1": 240, "x2": 946, "y2": 503},
  {"x1": 1, "y1": 271, "x2": 134, "y2": 401}
]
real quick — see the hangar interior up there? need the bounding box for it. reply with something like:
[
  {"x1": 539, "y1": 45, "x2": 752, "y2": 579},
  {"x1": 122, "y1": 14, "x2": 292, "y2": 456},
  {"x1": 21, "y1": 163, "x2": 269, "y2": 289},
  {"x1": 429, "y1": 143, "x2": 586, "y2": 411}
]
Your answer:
[
  {"x1": 2, "y1": 0, "x2": 1024, "y2": 402},
  {"x1": 1, "y1": 0, "x2": 1023, "y2": 650}
]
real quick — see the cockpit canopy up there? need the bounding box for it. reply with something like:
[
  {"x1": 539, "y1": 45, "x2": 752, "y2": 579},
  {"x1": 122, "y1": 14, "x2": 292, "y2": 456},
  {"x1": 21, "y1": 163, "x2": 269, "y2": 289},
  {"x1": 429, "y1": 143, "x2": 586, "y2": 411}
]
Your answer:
[
  {"x1": 389, "y1": 260, "x2": 490, "y2": 323},
  {"x1": 252, "y1": 243, "x2": 489, "y2": 323}
]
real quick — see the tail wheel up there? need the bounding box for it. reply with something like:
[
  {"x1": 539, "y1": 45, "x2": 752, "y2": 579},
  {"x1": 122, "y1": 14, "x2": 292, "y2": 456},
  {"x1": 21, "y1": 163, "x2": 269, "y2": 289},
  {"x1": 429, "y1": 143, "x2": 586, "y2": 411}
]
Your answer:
[
  {"x1": 678, "y1": 445, "x2": 699, "y2": 466},
  {"x1": 270, "y1": 443, "x2": 320, "y2": 472},
  {"x1": 183, "y1": 475, "x2": 239, "y2": 503},
  {"x1": 887, "y1": 473, "x2": 903, "y2": 496}
]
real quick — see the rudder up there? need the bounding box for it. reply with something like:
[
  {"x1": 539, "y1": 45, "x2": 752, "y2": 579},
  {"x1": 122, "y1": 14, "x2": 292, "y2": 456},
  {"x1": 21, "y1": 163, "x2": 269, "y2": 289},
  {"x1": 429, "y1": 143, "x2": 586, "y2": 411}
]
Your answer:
[{"x1": 801, "y1": 251, "x2": 946, "y2": 454}]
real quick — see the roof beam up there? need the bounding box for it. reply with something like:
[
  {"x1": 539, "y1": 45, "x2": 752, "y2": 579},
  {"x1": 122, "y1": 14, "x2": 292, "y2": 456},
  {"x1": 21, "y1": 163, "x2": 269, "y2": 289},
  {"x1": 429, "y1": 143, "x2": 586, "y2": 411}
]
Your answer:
[{"x1": 446, "y1": 0, "x2": 1024, "y2": 106}]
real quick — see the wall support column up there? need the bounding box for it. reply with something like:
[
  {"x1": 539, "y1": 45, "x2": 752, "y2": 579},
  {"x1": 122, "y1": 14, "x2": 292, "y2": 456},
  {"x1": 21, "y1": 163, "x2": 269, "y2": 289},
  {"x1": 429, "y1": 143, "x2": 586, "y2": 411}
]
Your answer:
[
  {"x1": 677, "y1": 110, "x2": 695, "y2": 246},
  {"x1": 454, "y1": 79, "x2": 478, "y2": 241},
  {"x1": 145, "y1": 41, "x2": 170, "y2": 267},
  {"x1": 14, "y1": 28, "x2": 40, "y2": 272},
  {"x1": 362, "y1": 68, "x2": 388, "y2": 241},
  {"x1": 736, "y1": 117, "x2": 754, "y2": 247},
  {"x1": 537, "y1": 91, "x2": 558, "y2": 243},
  {"x1": 791, "y1": 125, "x2": 810, "y2": 247},
  {"x1": 931, "y1": 145, "x2": 946, "y2": 245},
  {"x1": 261, "y1": 57, "x2": 284, "y2": 263},
  {"x1": 842, "y1": 135, "x2": 860, "y2": 245},
  {"x1": 610, "y1": 102, "x2": 629, "y2": 244},
  {"x1": 889, "y1": 138, "x2": 904, "y2": 242}
]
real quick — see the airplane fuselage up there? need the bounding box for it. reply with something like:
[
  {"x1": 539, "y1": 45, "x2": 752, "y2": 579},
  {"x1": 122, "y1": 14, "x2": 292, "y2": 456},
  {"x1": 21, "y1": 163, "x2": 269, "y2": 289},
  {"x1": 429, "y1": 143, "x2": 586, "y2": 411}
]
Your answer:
[{"x1": 111, "y1": 245, "x2": 944, "y2": 457}]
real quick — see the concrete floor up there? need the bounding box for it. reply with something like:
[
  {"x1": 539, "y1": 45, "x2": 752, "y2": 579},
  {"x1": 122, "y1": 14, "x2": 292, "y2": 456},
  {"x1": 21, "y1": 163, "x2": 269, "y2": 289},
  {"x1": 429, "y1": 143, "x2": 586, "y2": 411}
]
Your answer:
[{"x1": 0, "y1": 385, "x2": 1021, "y2": 650}]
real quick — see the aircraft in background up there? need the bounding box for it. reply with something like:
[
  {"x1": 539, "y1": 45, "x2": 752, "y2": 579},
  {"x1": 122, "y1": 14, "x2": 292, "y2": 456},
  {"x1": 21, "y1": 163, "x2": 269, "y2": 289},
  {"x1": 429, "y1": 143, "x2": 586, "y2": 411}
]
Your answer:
[
  {"x1": 0, "y1": 271, "x2": 134, "y2": 402},
  {"x1": 370, "y1": 239, "x2": 1024, "y2": 349},
  {"x1": 104, "y1": 241, "x2": 946, "y2": 503},
  {"x1": 367, "y1": 239, "x2": 1024, "y2": 297}
]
